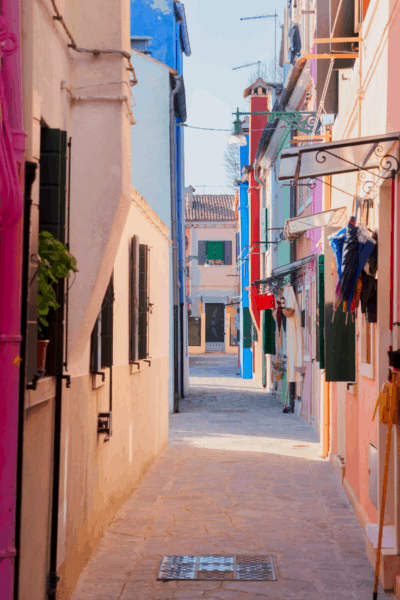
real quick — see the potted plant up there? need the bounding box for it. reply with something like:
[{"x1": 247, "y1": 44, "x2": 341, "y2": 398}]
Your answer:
[{"x1": 37, "y1": 231, "x2": 78, "y2": 371}]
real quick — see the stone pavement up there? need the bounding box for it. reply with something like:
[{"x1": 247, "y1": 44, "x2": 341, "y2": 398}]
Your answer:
[{"x1": 71, "y1": 354, "x2": 390, "y2": 600}]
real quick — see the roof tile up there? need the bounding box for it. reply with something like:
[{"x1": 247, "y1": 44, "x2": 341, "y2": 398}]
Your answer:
[{"x1": 185, "y1": 194, "x2": 236, "y2": 222}]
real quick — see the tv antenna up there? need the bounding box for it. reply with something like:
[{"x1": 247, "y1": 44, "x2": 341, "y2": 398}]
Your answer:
[
  {"x1": 232, "y1": 61, "x2": 262, "y2": 77},
  {"x1": 240, "y1": 12, "x2": 278, "y2": 82}
]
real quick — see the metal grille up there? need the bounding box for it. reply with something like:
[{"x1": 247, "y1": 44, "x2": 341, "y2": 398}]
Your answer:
[
  {"x1": 158, "y1": 555, "x2": 277, "y2": 581},
  {"x1": 236, "y1": 556, "x2": 276, "y2": 581}
]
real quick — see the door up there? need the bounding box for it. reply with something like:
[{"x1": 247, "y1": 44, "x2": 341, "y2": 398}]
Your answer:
[{"x1": 205, "y1": 303, "x2": 225, "y2": 352}]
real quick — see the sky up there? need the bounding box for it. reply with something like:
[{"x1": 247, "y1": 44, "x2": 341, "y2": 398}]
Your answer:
[{"x1": 182, "y1": 0, "x2": 285, "y2": 194}]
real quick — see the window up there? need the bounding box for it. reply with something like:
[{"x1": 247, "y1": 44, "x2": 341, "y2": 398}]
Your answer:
[
  {"x1": 355, "y1": 0, "x2": 371, "y2": 31},
  {"x1": 198, "y1": 240, "x2": 233, "y2": 266},
  {"x1": 360, "y1": 311, "x2": 374, "y2": 379},
  {"x1": 129, "y1": 237, "x2": 150, "y2": 361},
  {"x1": 91, "y1": 274, "x2": 114, "y2": 373},
  {"x1": 206, "y1": 241, "x2": 224, "y2": 265}
]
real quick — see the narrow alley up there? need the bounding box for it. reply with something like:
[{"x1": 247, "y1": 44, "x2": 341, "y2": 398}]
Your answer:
[{"x1": 70, "y1": 355, "x2": 382, "y2": 600}]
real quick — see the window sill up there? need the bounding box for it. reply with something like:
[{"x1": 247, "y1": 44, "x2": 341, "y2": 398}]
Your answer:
[
  {"x1": 92, "y1": 368, "x2": 108, "y2": 390},
  {"x1": 26, "y1": 376, "x2": 56, "y2": 409}
]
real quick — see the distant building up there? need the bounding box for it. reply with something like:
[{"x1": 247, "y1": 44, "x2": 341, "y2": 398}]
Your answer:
[{"x1": 185, "y1": 191, "x2": 239, "y2": 354}]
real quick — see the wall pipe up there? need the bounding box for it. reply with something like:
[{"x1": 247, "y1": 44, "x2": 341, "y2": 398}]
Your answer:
[
  {"x1": 14, "y1": 162, "x2": 37, "y2": 599},
  {"x1": 170, "y1": 75, "x2": 182, "y2": 412},
  {"x1": 0, "y1": 2, "x2": 26, "y2": 599}
]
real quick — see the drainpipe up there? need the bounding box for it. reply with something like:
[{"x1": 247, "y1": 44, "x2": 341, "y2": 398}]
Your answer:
[
  {"x1": 14, "y1": 161, "x2": 37, "y2": 598},
  {"x1": 0, "y1": 2, "x2": 26, "y2": 599},
  {"x1": 170, "y1": 75, "x2": 182, "y2": 412}
]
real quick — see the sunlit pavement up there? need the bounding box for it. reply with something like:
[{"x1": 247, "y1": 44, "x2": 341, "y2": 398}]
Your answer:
[{"x1": 71, "y1": 354, "x2": 390, "y2": 600}]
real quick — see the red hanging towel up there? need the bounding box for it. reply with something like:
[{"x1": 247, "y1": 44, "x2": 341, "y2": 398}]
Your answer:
[{"x1": 255, "y1": 293, "x2": 276, "y2": 311}]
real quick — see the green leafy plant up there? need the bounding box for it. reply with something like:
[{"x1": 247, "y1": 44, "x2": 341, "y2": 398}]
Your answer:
[{"x1": 37, "y1": 231, "x2": 78, "y2": 337}]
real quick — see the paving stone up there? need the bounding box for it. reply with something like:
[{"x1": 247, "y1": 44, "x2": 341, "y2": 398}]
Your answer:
[{"x1": 70, "y1": 355, "x2": 385, "y2": 600}]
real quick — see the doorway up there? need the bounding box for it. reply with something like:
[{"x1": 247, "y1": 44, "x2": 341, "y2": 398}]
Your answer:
[{"x1": 205, "y1": 303, "x2": 225, "y2": 352}]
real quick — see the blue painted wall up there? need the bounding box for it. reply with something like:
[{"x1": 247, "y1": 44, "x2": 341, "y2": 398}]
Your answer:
[
  {"x1": 238, "y1": 138, "x2": 252, "y2": 379},
  {"x1": 130, "y1": 0, "x2": 176, "y2": 69}
]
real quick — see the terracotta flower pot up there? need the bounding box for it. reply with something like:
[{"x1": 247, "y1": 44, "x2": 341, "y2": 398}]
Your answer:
[{"x1": 37, "y1": 340, "x2": 50, "y2": 371}]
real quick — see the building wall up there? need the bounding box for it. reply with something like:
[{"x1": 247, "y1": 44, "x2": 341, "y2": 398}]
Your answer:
[
  {"x1": 189, "y1": 222, "x2": 239, "y2": 315},
  {"x1": 18, "y1": 190, "x2": 170, "y2": 600},
  {"x1": 319, "y1": 0, "x2": 400, "y2": 578},
  {"x1": 130, "y1": 0, "x2": 176, "y2": 69}
]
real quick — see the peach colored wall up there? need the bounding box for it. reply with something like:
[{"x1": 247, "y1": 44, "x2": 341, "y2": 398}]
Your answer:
[{"x1": 18, "y1": 191, "x2": 170, "y2": 600}]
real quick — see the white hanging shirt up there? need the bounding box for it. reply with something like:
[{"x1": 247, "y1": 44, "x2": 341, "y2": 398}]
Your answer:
[{"x1": 282, "y1": 283, "x2": 303, "y2": 383}]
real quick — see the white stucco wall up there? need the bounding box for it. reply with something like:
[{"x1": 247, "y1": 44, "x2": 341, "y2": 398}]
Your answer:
[{"x1": 130, "y1": 52, "x2": 172, "y2": 229}]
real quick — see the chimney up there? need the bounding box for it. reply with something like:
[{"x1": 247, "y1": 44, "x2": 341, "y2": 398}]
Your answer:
[{"x1": 185, "y1": 185, "x2": 196, "y2": 210}]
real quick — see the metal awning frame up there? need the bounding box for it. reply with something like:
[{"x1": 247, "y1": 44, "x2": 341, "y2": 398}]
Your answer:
[{"x1": 279, "y1": 132, "x2": 400, "y2": 188}]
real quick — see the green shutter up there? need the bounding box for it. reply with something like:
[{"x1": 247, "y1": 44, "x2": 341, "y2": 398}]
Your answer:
[
  {"x1": 206, "y1": 241, "x2": 224, "y2": 261},
  {"x1": 263, "y1": 308, "x2": 276, "y2": 354},
  {"x1": 242, "y1": 308, "x2": 251, "y2": 349}
]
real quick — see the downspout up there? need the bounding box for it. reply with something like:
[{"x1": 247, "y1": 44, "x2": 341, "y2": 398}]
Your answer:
[
  {"x1": 170, "y1": 75, "x2": 182, "y2": 412},
  {"x1": 0, "y1": 2, "x2": 26, "y2": 599},
  {"x1": 14, "y1": 162, "x2": 37, "y2": 598},
  {"x1": 254, "y1": 168, "x2": 267, "y2": 388}
]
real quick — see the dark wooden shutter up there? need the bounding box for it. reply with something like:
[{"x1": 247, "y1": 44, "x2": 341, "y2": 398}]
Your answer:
[
  {"x1": 242, "y1": 308, "x2": 251, "y2": 349},
  {"x1": 39, "y1": 128, "x2": 67, "y2": 376},
  {"x1": 224, "y1": 241, "x2": 233, "y2": 265},
  {"x1": 39, "y1": 128, "x2": 67, "y2": 242},
  {"x1": 139, "y1": 244, "x2": 148, "y2": 359},
  {"x1": 101, "y1": 274, "x2": 114, "y2": 368},
  {"x1": 265, "y1": 208, "x2": 269, "y2": 252},
  {"x1": 129, "y1": 235, "x2": 139, "y2": 362},
  {"x1": 90, "y1": 315, "x2": 100, "y2": 373},
  {"x1": 236, "y1": 233, "x2": 239, "y2": 261},
  {"x1": 198, "y1": 240, "x2": 207, "y2": 265},
  {"x1": 263, "y1": 309, "x2": 276, "y2": 355}
]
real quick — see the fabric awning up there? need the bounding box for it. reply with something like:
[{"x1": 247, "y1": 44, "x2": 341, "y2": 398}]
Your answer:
[
  {"x1": 284, "y1": 207, "x2": 347, "y2": 241},
  {"x1": 278, "y1": 132, "x2": 400, "y2": 181}
]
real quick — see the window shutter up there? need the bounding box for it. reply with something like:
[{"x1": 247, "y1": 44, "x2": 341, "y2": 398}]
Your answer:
[
  {"x1": 265, "y1": 208, "x2": 269, "y2": 251},
  {"x1": 224, "y1": 241, "x2": 232, "y2": 265},
  {"x1": 236, "y1": 232, "x2": 239, "y2": 261},
  {"x1": 90, "y1": 315, "x2": 100, "y2": 373},
  {"x1": 198, "y1": 240, "x2": 207, "y2": 265},
  {"x1": 263, "y1": 309, "x2": 276, "y2": 354},
  {"x1": 139, "y1": 244, "x2": 148, "y2": 359},
  {"x1": 242, "y1": 308, "x2": 251, "y2": 349},
  {"x1": 129, "y1": 235, "x2": 139, "y2": 362},
  {"x1": 38, "y1": 128, "x2": 67, "y2": 376},
  {"x1": 101, "y1": 274, "x2": 114, "y2": 368}
]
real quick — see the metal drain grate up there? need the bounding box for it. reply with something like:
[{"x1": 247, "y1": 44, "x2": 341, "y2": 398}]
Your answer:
[{"x1": 158, "y1": 555, "x2": 277, "y2": 581}]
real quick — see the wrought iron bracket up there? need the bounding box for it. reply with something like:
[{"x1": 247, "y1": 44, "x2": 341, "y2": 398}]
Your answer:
[
  {"x1": 26, "y1": 370, "x2": 45, "y2": 390},
  {"x1": 144, "y1": 359, "x2": 151, "y2": 366},
  {"x1": 98, "y1": 412, "x2": 110, "y2": 436},
  {"x1": 233, "y1": 108, "x2": 317, "y2": 134},
  {"x1": 93, "y1": 371, "x2": 106, "y2": 382},
  {"x1": 58, "y1": 374, "x2": 71, "y2": 388}
]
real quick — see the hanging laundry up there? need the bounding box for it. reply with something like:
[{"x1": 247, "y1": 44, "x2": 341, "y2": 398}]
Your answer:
[
  {"x1": 343, "y1": 223, "x2": 377, "y2": 313},
  {"x1": 328, "y1": 227, "x2": 346, "y2": 279},
  {"x1": 282, "y1": 283, "x2": 303, "y2": 383},
  {"x1": 288, "y1": 24, "x2": 301, "y2": 64}
]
